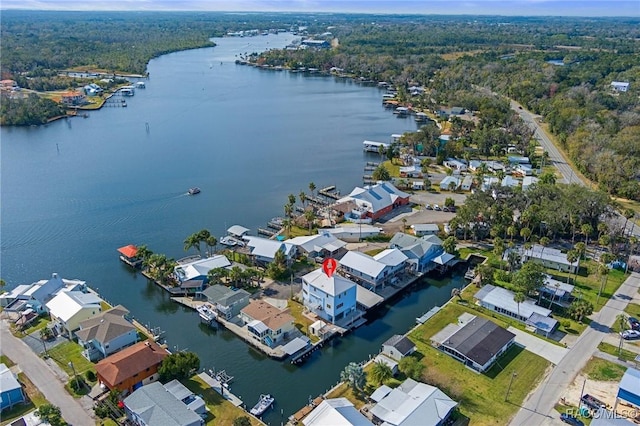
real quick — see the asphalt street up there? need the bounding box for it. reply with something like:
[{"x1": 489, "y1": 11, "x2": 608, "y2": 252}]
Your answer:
[
  {"x1": 1, "y1": 320, "x2": 95, "y2": 426},
  {"x1": 510, "y1": 272, "x2": 640, "y2": 425}
]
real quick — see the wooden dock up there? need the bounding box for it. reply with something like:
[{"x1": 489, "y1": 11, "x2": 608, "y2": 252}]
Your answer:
[
  {"x1": 257, "y1": 228, "x2": 275, "y2": 237},
  {"x1": 318, "y1": 188, "x2": 341, "y2": 200}
]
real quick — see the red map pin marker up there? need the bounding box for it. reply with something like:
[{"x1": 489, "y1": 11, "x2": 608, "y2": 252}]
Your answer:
[{"x1": 322, "y1": 258, "x2": 337, "y2": 278}]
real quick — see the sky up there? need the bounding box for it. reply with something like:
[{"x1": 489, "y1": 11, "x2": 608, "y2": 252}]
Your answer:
[{"x1": 1, "y1": 0, "x2": 639, "y2": 17}]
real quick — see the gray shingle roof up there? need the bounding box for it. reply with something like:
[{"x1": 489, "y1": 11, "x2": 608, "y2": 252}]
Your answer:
[
  {"x1": 441, "y1": 317, "x2": 515, "y2": 367},
  {"x1": 383, "y1": 335, "x2": 415, "y2": 356},
  {"x1": 124, "y1": 382, "x2": 202, "y2": 426}
]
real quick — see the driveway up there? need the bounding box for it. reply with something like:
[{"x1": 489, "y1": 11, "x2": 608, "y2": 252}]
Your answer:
[
  {"x1": 508, "y1": 327, "x2": 569, "y2": 365},
  {"x1": 1, "y1": 320, "x2": 95, "y2": 426}
]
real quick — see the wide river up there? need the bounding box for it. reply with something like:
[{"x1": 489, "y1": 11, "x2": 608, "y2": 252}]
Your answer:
[{"x1": 1, "y1": 33, "x2": 465, "y2": 424}]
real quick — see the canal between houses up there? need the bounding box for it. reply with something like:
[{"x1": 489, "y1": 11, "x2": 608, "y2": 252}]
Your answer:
[{"x1": 1, "y1": 33, "x2": 465, "y2": 424}]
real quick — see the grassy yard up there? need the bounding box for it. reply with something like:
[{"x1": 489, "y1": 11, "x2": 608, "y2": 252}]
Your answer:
[
  {"x1": 624, "y1": 303, "x2": 640, "y2": 319},
  {"x1": 46, "y1": 341, "x2": 96, "y2": 378},
  {"x1": 288, "y1": 299, "x2": 320, "y2": 343},
  {"x1": 12, "y1": 316, "x2": 50, "y2": 337},
  {"x1": 582, "y1": 357, "x2": 628, "y2": 382},
  {"x1": 598, "y1": 342, "x2": 638, "y2": 363},
  {"x1": 183, "y1": 376, "x2": 264, "y2": 426},
  {"x1": 0, "y1": 355, "x2": 15, "y2": 367}
]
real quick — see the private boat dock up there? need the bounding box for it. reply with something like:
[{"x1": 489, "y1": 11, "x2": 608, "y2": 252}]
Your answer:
[{"x1": 318, "y1": 186, "x2": 341, "y2": 200}]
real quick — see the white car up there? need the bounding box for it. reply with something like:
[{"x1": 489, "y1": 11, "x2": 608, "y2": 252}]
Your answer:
[
  {"x1": 621, "y1": 329, "x2": 640, "y2": 340},
  {"x1": 433, "y1": 204, "x2": 441, "y2": 211}
]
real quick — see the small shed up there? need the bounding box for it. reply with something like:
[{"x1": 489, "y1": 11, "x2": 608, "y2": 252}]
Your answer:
[
  {"x1": 411, "y1": 224, "x2": 439, "y2": 237},
  {"x1": 381, "y1": 334, "x2": 416, "y2": 361}
]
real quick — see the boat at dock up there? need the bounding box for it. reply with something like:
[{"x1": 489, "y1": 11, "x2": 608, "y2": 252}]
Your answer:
[
  {"x1": 220, "y1": 236, "x2": 238, "y2": 247},
  {"x1": 187, "y1": 187, "x2": 201, "y2": 195},
  {"x1": 196, "y1": 304, "x2": 218, "y2": 325},
  {"x1": 250, "y1": 394, "x2": 275, "y2": 416}
]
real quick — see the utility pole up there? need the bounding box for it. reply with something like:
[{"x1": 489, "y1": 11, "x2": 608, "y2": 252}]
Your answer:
[
  {"x1": 505, "y1": 372, "x2": 517, "y2": 402},
  {"x1": 68, "y1": 361, "x2": 80, "y2": 390}
]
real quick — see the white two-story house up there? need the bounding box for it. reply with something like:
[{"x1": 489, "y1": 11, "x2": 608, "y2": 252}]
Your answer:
[
  {"x1": 302, "y1": 268, "x2": 357, "y2": 325},
  {"x1": 338, "y1": 249, "x2": 407, "y2": 292}
]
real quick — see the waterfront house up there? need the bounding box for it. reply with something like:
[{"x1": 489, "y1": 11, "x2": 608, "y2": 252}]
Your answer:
[
  {"x1": 60, "y1": 91, "x2": 86, "y2": 106},
  {"x1": 410, "y1": 224, "x2": 439, "y2": 237},
  {"x1": 163, "y1": 379, "x2": 206, "y2": 416},
  {"x1": 302, "y1": 268, "x2": 357, "y2": 325},
  {"x1": 244, "y1": 236, "x2": 296, "y2": 266},
  {"x1": 123, "y1": 381, "x2": 203, "y2": 426},
  {"x1": 474, "y1": 285, "x2": 558, "y2": 336},
  {"x1": 321, "y1": 225, "x2": 383, "y2": 242},
  {"x1": 0, "y1": 363, "x2": 26, "y2": 411},
  {"x1": 521, "y1": 244, "x2": 578, "y2": 273},
  {"x1": 337, "y1": 182, "x2": 410, "y2": 221},
  {"x1": 369, "y1": 378, "x2": 457, "y2": 426},
  {"x1": 301, "y1": 39, "x2": 330, "y2": 48},
  {"x1": 302, "y1": 398, "x2": 372, "y2": 426},
  {"x1": 439, "y1": 176, "x2": 461, "y2": 191},
  {"x1": 338, "y1": 249, "x2": 408, "y2": 292},
  {"x1": 611, "y1": 81, "x2": 630, "y2": 92},
  {"x1": 46, "y1": 290, "x2": 103, "y2": 337},
  {"x1": 286, "y1": 232, "x2": 348, "y2": 260},
  {"x1": 173, "y1": 255, "x2": 232, "y2": 284},
  {"x1": 75, "y1": 305, "x2": 138, "y2": 361},
  {"x1": 431, "y1": 313, "x2": 515, "y2": 373},
  {"x1": 200, "y1": 284, "x2": 250, "y2": 320},
  {"x1": 363, "y1": 140, "x2": 390, "y2": 153},
  {"x1": 95, "y1": 341, "x2": 168, "y2": 393},
  {"x1": 389, "y1": 232, "x2": 444, "y2": 274},
  {"x1": 381, "y1": 335, "x2": 416, "y2": 361},
  {"x1": 1, "y1": 273, "x2": 85, "y2": 315},
  {"x1": 240, "y1": 300, "x2": 295, "y2": 348}
]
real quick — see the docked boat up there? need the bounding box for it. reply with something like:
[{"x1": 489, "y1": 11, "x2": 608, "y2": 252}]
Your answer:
[
  {"x1": 220, "y1": 236, "x2": 237, "y2": 247},
  {"x1": 188, "y1": 187, "x2": 201, "y2": 195},
  {"x1": 250, "y1": 394, "x2": 274, "y2": 416},
  {"x1": 196, "y1": 304, "x2": 217, "y2": 324}
]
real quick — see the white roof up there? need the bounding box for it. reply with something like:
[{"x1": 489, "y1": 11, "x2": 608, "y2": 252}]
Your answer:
[
  {"x1": 338, "y1": 182, "x2": 409, "y2": 214},
  {"x1": 45, "y1": 291, "x2": 102, "y2": 322},
  {"x1": 523, "y1": 244, "x2": 575, "y2": 267},
  {"x1": 501, "y1": 176, "x2": 520, "y2": 187},
  {"x1": 245, "y1": 236, "x2": 294, "y2": 259},
  {"x1": 370, "y1": 379, "x2": 457, "y2": 426},
  {"x1": 247, "y1": 319, "x2": 269, "y2": 334},
  {"x1": 356, "y1": 285, "x2": 384, "y2": 309},
  {"x1": 522, "y1": 176, "x2": 539, "y2": 188},
  {"x1": 303, "y1": 268, "x2": 356, "y2": 297},
  {"x1": 374, "y1": 249, "x2": 408, "y2": 266},
  {"x1": 227, "y1": 225, "x2": 250, "y2": 237},
  {"x1": 411, "y1": 224, "x2": 439, "y2": 233},
  {"x1": 174, "y1": 255, "x2": 231, "y2": 281},
  {"x1": 363, "y1": 140, "x2": 389, "y2": 148},
  {"x1": 439, "y1": 176, "x2": 460, "y2": 188},
  {"x1": 476, "y1": 285, "x2": 551, "y2": 319},
  {"x1": 0, "y1": 363, "x2": 21, "y2": 393},
  {"x1": 303, "y1": 398, "x2": 373, "y2": 426},
  {"x1": 287, "y1": 233, "x2": 347, "y2": 254},
  {"x1": 322, "y1": 225, "x2": 382, "y2": 237},
  {"x1": 339, "y1": 251, "x2": 387, "y2": 279},
  {"x1": 0, "y1": 284, "x2": 33, "y2": 300}
]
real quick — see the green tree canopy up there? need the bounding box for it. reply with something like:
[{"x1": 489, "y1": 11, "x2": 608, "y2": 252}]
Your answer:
[{"x1": 158, "y1": 351, "x2": 200, "y2": 382}]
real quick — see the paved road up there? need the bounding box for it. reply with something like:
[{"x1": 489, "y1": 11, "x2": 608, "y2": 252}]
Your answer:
[
  {"x1": 0, "y1": 320, "x2": 95, "y2": 426},
  {"x1": 510, "y1": 272, "x2": 640, "y2": 426}
]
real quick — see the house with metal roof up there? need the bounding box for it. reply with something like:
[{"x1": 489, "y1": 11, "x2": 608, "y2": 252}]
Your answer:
[
  {"x1": 0, "y1": 273, "x2": 86, "y2": 315},
  {"x1": 614, "y1": 367, "x2": 640, "y2": 412},
  {"x1": 389, "y1": 232, "x2": 444, "y2": 274},
  {"x1": 123, "y1": 381, "x2": 203, "y2": 426},
  {"x1": 369, "y1": 378, "x2": 457, "y2": 426},
  {"x1": 522, "y1": 176, "x2": 539, "y2": 191},
  {"x1": 302, "y1": 268, "x2": 357, "y2": 325},
  {"x1": 173, "y1": 255, "x2": 231, "y2": 283},
  {"x1": 287, "y1": 232, "x2": 348, "y2": 260},
  {"x1": 0, "y1": 363, "x2": 25, "y2": 411},
  {"x1": 200, "y1": 284, "x2": 250, "y2": 320},
  {"x1": 501, "y1": 175, "x2": 520, "y2": 188},
  {"x1": 431, "y1": 313, "x2": 515, "y2": 373},
  {"x1": 302, "y1": 397, "x2": 372, "y2": 426},
  {"x1": 321, "y1": 225, "x2": 383, "y2": 242},
  {"x1": 46, "y1": 290, "x2": 103, "y2": 337},
  {"x1": 337, "y1": 182, "x2": 410, "y2": 221},
  {"x1": 96, "y1": 341, "x2": 168, "y2": 393},
  {"x1": 163, "y1": 379, "x2": 206, "y2": 416},
  {"x1": 540, "y1": 276, "x2": 575, "y2": 307},
  {"x1": 410, "y1": 224, "x2": 439, "y2": 237},
  {"x1": 439, "y1": 176, "x2": 461, "y2": 191},
  {"x1": 611, "y1": 81, "x2": 630, "y2": 92},
  {"x1": 227, "y1": 225, "x2": 250, "y2": 238},
  {"x1": 240, "y1": 300, "x2": 295, "y2": 348},
  {"x1": 338, "y1": 249, "x2": 408, "y2": 292},
  {"x1": 474, "y1": 285, "x2": 558, "y2": 336},
  {"x1": 75, "y1": 305, "x2": 138, "y2": 361},
  {"x1": 244, "y1": 236, "x2": 296, "y2": 265},
  {"x1": 521, "y1": 244, "x2": 578, "y2": 273}
]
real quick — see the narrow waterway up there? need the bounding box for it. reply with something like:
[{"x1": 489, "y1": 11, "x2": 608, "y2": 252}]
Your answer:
[{"x1": 0, "y1": 33, "x2": 463, "y2": 424}]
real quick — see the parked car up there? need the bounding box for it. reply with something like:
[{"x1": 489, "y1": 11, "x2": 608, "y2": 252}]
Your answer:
[
  {"x1": 621, "y1": 329, "x2": 640, "y2": 340},
  {"x1": 628, "y1": 317, "x2": 640, "y2": 330},
  {"x1": 425, "y1": 204, "x2": 433, "y2": 210},
  {"x1": 442, "y1": 207, "x2": 450, "y2": 212},
  {"x1": 560, "y1": 413, "x2": 584, "y2": 426},
  {"x1": 433, "y1": 204, "x2": 441, "y2": 211}
]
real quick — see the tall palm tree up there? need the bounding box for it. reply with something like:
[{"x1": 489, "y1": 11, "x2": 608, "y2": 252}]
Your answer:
[
  {"x1": 581, "y1": 224, "x2": 593, "y2": 247},
  {"x1": 514, "y1": 292, "x2": 525, "y2": 319},
  {"x1": 299, "y1": 191, "x2": 307, "y2": 208},
  {"x1": 539, "y1": 236, "x2": 550, "y2": 257},
  {"x1": 507, "y1": 225, "x2": 517, "y2": 242},
  {"x1": 617, "y1": 313, "x2": 629, "y2": 354},
  {"x1": 183, "y1": 234, "x2": 200, "y2": 256},
  {"x1": 136, "y1": 245, "x2": 153, "y2": 266},
  {"x1": 282, "y1": 218, "x2": 293, "y2": 238},
  {"x1": 287, "y1": 193, "x2": 296, "y2": 206},
  {"x1": 520, "y1": 227, "x2": 532, "y2": 243},
  {"x1": 206, "y1": 236, "x2": 218, "y2": 257},
  {"x1": 284, "y1": 203, "x2": 294, "y2": 219},
  {"x1": 308, "y1": 182, "x2": 316, "y2": 198},
  {"x1": 304, "y1": 209, "x2": 315, "y2": 234},
  {"x1": 566, "y1": 250, "x2": 579, "y2": 284}
]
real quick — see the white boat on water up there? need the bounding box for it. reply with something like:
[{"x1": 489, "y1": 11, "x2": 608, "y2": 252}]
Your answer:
[
  {"x1": 250, "y1": 394, "x2": 274, "y2": 416},
  {"x1": 220, "y1": 236, "x2": 237, "y2": 247},
  {"x1": 196, "y1": 304, "x2": 217, "y2": 323}
]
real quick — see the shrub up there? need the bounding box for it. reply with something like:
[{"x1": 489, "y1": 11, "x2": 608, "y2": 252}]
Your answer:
[
  {"x1": 494, "y1": 269, "x2": 512, "y2": 283},
  {"x1": 85, "y1": 370, "x2": 96, "y2": 382}
]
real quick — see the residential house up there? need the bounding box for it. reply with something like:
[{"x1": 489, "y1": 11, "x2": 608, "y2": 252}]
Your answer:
[
  {"x1": 369, "y1": 378, "x2": 457, "y2": 426},
  {"x1": 240, "y1": 300, "x2": 295, "y2": 348},
  {"x1": 443, "y1": 159, "x2": 467, "y2": 172},
  {"x1": 410, "y1": 224, "x2": 439, "y2": 237},
  {"x1": 83, "y1": 83, "x2": 103, "y2": 96},
  {"x1": 1, "y1": 273, "x2": 85, "y2": 315},
  {"x1": 301, "y1": 39, "x2": 330, "y2": 48},
  {"x1": 461, "y1": 175, "x2": 474, "y2": 191},
  {"x1": 389, "y1": 232, "x2": 444, "y2": 274},
  {"x1": 60, "y1": 91, "x2": 86, "y2": 106},
  {"x1": 485, "y1": 161, "x2": 506, "y2": 172},
  {"x1": 501, "y1": 176, "x2": 520, "y2": 188},
  {"x1": 287, "y1": 232, "x2": 348, "y2": 260},
  {"x1": 521, "y1": 244, "x2": 578, "y2": 273},
  {"x1": 411, "y1": 181, "x2": 424, "y2": 190},
  {"x1": 200, "y1": 284, "x2": 250, "y2": 320},
  {"x1": 302, "y1": 398, "x2": 373, "y2": 426},
  {"x1": 75, "y1": 305, "x2": 138, "y2": 361},
  {"x1": 381, "y1": 335, "x2": 416, "y2": 361},
  {"x1": 481, "y1": 177, "x2": 500, "y2": 192},
  {"x1": 302, "y1": 268, "x2": 357, "y2": 325},
  {"x1": 95, "y1": 341, "x2": 168, "y2": 393},
  {"x1": 475, "y1": 285, "x2": 558, "y2": 336},
  {"x1": 123, "y1": 381, "x2": 203, "y2": 426},
  {"x1": 522, "y1": 176, "x2": 539, "y2": 191},
  {"x1": 46, "y1": 291, "x2": 103, "y2": 337},
  {"x1": 614, "y1": 367, "x2": 640, "y2": 412},
  {"x1": 0, "y1": 363, "x2": 25, "y2": 410},
  {"x1": 244, "y1": 236, "x2": 296, "y2": 265},
  {"x1": 338, "y1": 249, "x2": 408, "y2": 292},
  {"x1": 439, "y1": 176, "x2": 461, "y2": 191},
  {"x1": 540, "y1": 276, "x2": 575, "y2": 306},
  {"x1": 508, "y1": 156, "x2": 530, "y2": 165},
  {"x1": 514, "y1": 163, "x2": 533, "y2": 176},
  {"x1": 399, "y1": 165, "x2": 423, "y2": 178},
  {"x1": 163, "y1": 379, "x2": 206, "y2": 416},
  {"x1": 173, "y1": 255, "x2": 231, "y2": 284},
  {"x1": 337, "y1": 182, "x2": 410, "y2": 221},
  {"x1": 431, "y1": 313, "x2": 515, "y2": 372},
  {"x1": 611, "y1": 81, "x2": 630, "y2": 92},
  {"x1": 321, "y1": 225, "x2": 382, "y2": 242}
]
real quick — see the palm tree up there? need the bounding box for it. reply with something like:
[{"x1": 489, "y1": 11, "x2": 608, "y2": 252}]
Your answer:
[
  {"x1": 539, "y1": 236, "x2": 550, "y2": 258},
  {"x1": 304, "y1": 209, "x2": 315, "y2": 234},
  {"x1": 548, "y1": 282, "x2": 561, "y2": 309},
  {"x1": 206, "y1": 236, "x2": 218, "y2": 257},
  {"x1": 288, "y1": 193, "x2": 296, "y2": 206},
  {"x1": 568, "y1": 300, "x2": 593, "y2": 324},
  {"x1": 282, "y1": 217, "x2": 293, "y2": 238},
  {"x1": 308, "y1": 182, "x2": 316, "y2": 198},
  {"x1": 493, "y1": 237, "x2": 505, "y2": 269},
  {"x1": 299, "y1": 191, "x2": 307, "y2": 208},
  {"x1": 514, "y1": 292, "x2": 525, "y2": 319},
  {"x1": 369, "y1": 360, "x2": 393, "y2": 386},
  {"x1": 229, "y1": 266, "x2": 243, "y2": 288},
  {"x1": 507, "y1": 250, "x2": 521, "y2": 272},
  {"x1": 566, "y1": 250, "x2": 579, "y2": 284},
  {"x1": 136, "y1": 245, "x2": 153, "y2": 266},
  {"x1": 581, "y1": 223, "x2": 593, "y2": 247},
  {"x1": 520, "y1": 227, "x2": 532, "y2": 243},
  {"x1": 617, "y1": 313, "x2": 629, "y2": 354},
  {"x1": 0, "y1": 279, "x2": 5, "y2": 293},
  {"x1": 183, "y1": 234, "x2": 200, "y2": 256},
  {"x1": 284, "y1": 203, "x2": 294, "y2": 219},
  {"x1": 507, "y1": 225, "x2": 517, "y2": 242}
]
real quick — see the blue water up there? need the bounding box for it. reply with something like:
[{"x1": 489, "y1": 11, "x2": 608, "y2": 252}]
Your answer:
[{"x1": 0, "y1": 34, "x2": 462, "y2": 424}]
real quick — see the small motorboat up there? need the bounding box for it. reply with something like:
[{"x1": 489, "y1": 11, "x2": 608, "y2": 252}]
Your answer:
[
  {"x1": 188, "y1": 187, "x2": 201, "y2": 195},
  {"x1": 250, "y1": 394, "x2": 274, "y2": 416}
]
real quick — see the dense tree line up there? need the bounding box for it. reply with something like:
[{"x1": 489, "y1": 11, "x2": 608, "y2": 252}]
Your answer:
[{"x1": 0, "y1": 93, "x2": 66, "y2": 126}]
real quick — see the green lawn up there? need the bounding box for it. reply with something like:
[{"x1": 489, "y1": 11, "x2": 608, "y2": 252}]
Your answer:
[
  {"x1": 598, "y1": 342, "x2": 638, "y2": 363},
  {"x1": 0, "y1": 355, "x2": 15, "y2": 367},
  {"x1": 624, "y1": 303, "x2": 640, "y2": 319},
  {"x1": 288, "y1": 300, "x2": 320, "y2": 343},
  {"x1": 46, "y1": 341, "x2": 96, "y2": 377},
  {"x1": 583, "y1": 357, "x2": 628, "y2": 381},
  {"x1": 14, "y1": 316, "x2": 50, "y2": 337},
  {"x1": 183, "y1": 376, "x2": 264, "y2": 426}
]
